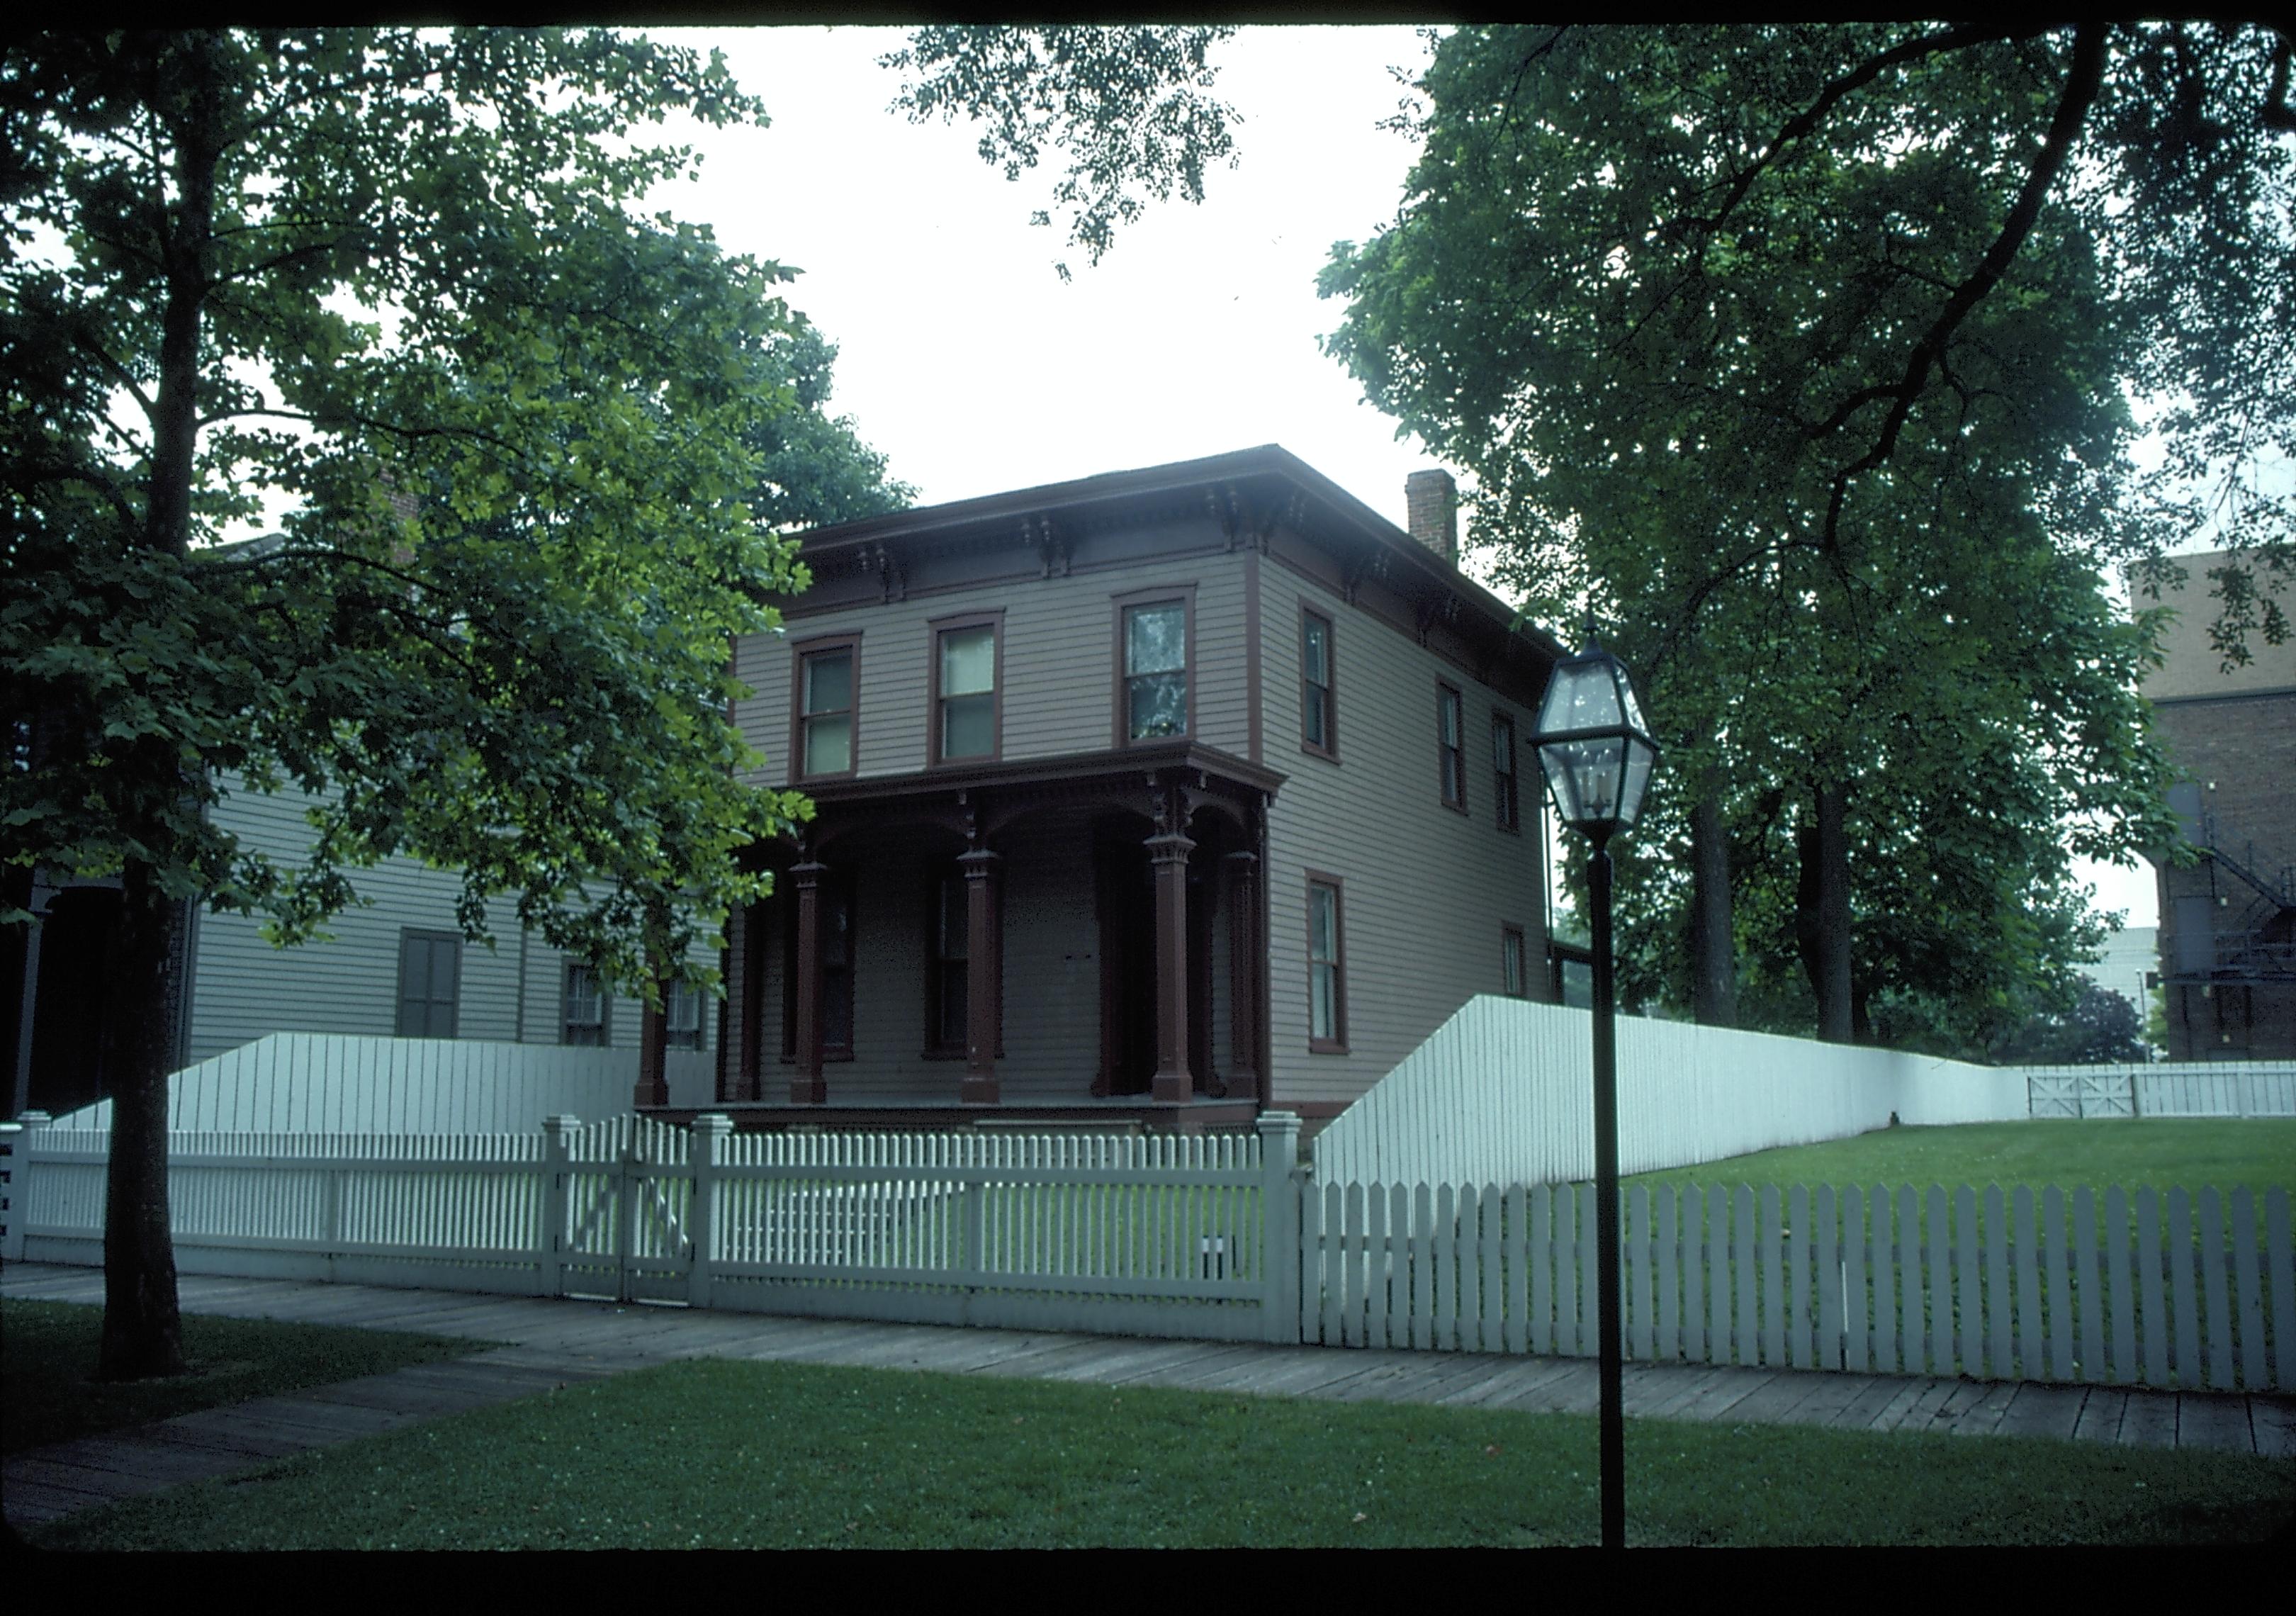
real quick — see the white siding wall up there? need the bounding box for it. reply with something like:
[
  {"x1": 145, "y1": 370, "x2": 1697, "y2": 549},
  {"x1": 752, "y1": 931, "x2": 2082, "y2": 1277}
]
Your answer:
[{"x1": 1261, "y1": 572, "x2": 1549, "y2": 1113}]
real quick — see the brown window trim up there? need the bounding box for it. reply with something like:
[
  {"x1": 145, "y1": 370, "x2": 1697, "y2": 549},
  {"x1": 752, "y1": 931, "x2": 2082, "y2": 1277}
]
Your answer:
[
  {"x1": 1300, "y1": 602, "x2": 1337, "y2": 762},
  {"x1": 1492, "y1": 709, "x2": 1521, "y2": 835},
  {"x1": 926, "y1": 608, "x2": 1005, "y2": 768},
  {"x1": 1436, "y1": 680, "x2": 1468, "y2": 814},
  {"x1": 1305, "y1": 868, "x2": 1348, "y2": 1055},
  {"x1": 1111, "y1": 583, "x2": 1198, "y2": 750},
  {"x1": 789, "y1": 630, "x2": 862, "y2": 785},
  {"x1": 1502, "y1": 923, "x2": 1529, "y2": 998}
]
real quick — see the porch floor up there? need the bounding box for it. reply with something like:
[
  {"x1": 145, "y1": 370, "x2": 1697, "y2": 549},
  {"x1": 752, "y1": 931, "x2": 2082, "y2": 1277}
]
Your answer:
[{"x1": 6, "y1": 1262, "x2": 2290, "y2": 1532}]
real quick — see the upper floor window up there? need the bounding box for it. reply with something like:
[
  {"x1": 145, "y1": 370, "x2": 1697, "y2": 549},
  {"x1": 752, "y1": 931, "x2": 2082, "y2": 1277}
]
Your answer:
[
  {"x1": 794, "y1": 635, "x2": 858, "y2": 779},
  {"x1": 562, "y1": 963, "x2": 608, "y2": 1047},
  {"x1": 1493, "y1": 711, "x2": 1520, "y2": 833},
  {"x1": 1502, "y1": 924, "x2": 1528, "y2": 997},
  {"x1": 1301, "y1": 607, "x2": 1336, "y2": 758},
  {"x1": 1437, "y1": 683, "x2": 1465, "y2": 812},
  {"x1": 1115, "y1": 588, "x2": 1193, "y2": 744},
  {"x1": 396, "y1": 930, "x2": 461, "y2": 1039},
  {"x1": 932, "y1": 612, "x2": 1001, "y2": 764},
  {"x1": 665, "y1": 977, "x2": 704, "y2": 1051}
]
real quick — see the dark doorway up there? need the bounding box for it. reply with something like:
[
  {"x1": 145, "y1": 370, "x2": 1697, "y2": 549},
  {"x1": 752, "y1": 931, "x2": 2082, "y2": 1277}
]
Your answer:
[{"x1": 27, "y1": 885, "x2": 124, "y2": 1116}]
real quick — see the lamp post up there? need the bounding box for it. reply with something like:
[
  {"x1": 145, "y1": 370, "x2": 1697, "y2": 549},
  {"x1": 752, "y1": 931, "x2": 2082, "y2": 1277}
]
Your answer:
[{"x1": 1529, "y1": 634, "x2": 1658, "y2": 1550}]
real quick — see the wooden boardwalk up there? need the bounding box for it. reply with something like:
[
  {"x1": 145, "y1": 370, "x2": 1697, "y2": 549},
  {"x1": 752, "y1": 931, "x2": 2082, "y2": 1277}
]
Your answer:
[{"x1": 6, "y1": 1262, "x2": 2292, "y2": 1531}]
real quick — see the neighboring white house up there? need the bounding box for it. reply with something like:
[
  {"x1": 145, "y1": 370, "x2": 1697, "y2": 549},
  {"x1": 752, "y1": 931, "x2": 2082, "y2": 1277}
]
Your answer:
[
  {"x1": 5, "y1": 775, "x2": 719, "y2": 1120},
  {"x1": 2079, "y1": 923, "x2": 2157, "y2": 1023}
]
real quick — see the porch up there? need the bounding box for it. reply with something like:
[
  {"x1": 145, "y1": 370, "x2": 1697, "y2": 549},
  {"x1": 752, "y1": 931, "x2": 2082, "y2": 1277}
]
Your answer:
[{"x1": 706, "y1": 741, "x2": 1285, "y2": 1133}]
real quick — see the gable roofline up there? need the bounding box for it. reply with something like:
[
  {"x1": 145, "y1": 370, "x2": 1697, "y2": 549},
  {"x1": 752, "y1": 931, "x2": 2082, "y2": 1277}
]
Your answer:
[{"x1": 784, "y1": 444, "x2": 1568, "y2": 668}]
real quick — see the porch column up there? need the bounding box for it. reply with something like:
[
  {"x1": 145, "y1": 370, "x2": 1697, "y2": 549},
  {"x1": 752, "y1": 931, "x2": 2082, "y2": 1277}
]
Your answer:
[
  {"x1": 959, "y1": 845, "x2": 1003, "y2": 1106},
  {"x1": 1222, "y1": 849, "x2": 1260, "y2": 1101},
  {"x1": 1147, "y1": 828, "x2": 1196, "y2": 1104},
  {"x1": 634, "y1": 986, "x2": 669, "y2": 1110},
  {"x1": 789, "y1": 859, "x2": 828, "y2": 1104}
]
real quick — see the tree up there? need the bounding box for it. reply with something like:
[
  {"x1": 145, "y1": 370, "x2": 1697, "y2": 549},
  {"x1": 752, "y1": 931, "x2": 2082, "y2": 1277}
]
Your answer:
[
  {"x1": 2, "y1": 30, "x2": 904, "y2": 1377},
  {"x1": 1993, "y1": 980, "x2": 2151, "y2": 1066},
  {"x1": 1312, "y1": 23, "x2": 2279, "y2": 1040}
]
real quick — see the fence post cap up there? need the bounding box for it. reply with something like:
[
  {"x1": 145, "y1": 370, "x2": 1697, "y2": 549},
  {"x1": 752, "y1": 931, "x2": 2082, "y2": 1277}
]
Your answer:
[
  {"x1": 542, "y1": 1114, "x2": 582, "y2": 1135},
  {"x1": 16, "y1": 1111, "x2": 52, "y2": 1130},
  {"x1": 1255, "y1": 1109, "x2": 1302, "y2": 1135},
  {"x1": 692, "y1": 1113, "x2": 736, "y2": 1135}
]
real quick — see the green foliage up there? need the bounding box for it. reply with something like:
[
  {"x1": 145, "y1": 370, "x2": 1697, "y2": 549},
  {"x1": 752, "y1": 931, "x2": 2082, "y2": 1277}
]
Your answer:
[
  {"x1": 1993, "y1": 980, "x2": 2153, "y2": 1066},
  {"x1": 1, "y1": 30, "x2": 906, "y2": 993},
  {"x1": 31, "y1": 1356, "x2": 2292, "y2": 1547},
  {"x1": 1316, "y1": 24, "x2": 2244, "y2": 1038},
  {"x1": 882, "y1": 26, "x2": 1241, "y2": 281}
]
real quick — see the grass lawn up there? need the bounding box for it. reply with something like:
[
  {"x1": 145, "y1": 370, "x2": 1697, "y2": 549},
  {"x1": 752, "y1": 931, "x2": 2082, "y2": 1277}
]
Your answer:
[
  {"x1": 28, "y1": 1355, "x2": 2295, "y2": 1549},
  {"x1": 1621, "y1": 1119, "x2": 2296, "y2": 1198},
  {"x1": 1, "y1": 1299, "x2": 501, "y2": 1457}
]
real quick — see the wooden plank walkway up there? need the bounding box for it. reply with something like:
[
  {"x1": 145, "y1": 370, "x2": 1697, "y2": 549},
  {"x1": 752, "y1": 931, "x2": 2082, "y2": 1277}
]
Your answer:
[{"x1": 6, "y1": 1262, "x2": 2292, "y2": 1532}]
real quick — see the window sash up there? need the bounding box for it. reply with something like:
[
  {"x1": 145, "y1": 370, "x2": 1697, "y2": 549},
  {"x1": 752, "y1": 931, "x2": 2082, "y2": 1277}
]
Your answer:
[
  {"x1": 1439, "y1": 688, "x2": 1465, "y2": 806},
  {"x1": 1503, "y1": 928, "x2": 1526, "y2": 997},
  {"x1": 1493, "y1": 714, "x2": 1519, "y2": 830},
  {"x1": 563, "y1": 965, "x2": 607, "y2": 1047},
  {"x1": 801, "y1": 650, "x2": 854, "y2": 775},
  {"x1": 1302, "y1": 613, "x2": 1332, "y2": 751},
  {"x1": 1308, "y1": 882, "x2": 1343, "y2": 1046},
  {"x1": 665, "y1": 979, "x2": 703, "y2": 1050}
]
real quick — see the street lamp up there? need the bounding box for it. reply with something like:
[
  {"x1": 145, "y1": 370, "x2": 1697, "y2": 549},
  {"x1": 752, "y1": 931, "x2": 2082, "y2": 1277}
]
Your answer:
[{"x1": 1530, "y1": 634, "x2": 1658, "y2": 1550}]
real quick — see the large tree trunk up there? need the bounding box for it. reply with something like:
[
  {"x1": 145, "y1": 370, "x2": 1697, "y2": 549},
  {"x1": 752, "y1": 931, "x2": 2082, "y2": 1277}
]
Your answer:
[
  {"x1": 99, "y1": 862, "x2": 188, "y2": 1379},
  {"x1": 1689, "y1": 767, "x2": 1737, "y2": 1027},
  {"x1": 1795, "y1": 782, "x2": 1855, "y2": 1043}
]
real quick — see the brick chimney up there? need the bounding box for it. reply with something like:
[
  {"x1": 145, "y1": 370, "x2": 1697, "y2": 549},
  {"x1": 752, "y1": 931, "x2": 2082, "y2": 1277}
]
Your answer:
[{"x1": 1405, "y1": 469, "x2": 1458, "y2": 564}]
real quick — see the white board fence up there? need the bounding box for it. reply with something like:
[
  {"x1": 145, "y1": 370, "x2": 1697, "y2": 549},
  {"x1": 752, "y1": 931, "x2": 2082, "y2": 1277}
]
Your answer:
[
  {"x1": 58, "y1": 1032, "x2": 716, "y2": 1134},
  {"x1": 1299, "y1": 1178, "x2": 2294, "y2": 1393},
  {"x1": 1312, "y1": 997, "x2": 2031, "y2": 1190}
]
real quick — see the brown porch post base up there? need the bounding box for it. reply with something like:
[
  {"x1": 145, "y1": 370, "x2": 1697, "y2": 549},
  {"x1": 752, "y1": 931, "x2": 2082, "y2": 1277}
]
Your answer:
[
  {"x1": 1147, "y1": 828, "x2": 1195, "y2": 1104},
  {"x1": 789, "y1": 859, "x2": 828, "y2": 1105},
  {"x1": 960, "y1": 844, "x2": 1002, "y2": 1106}
]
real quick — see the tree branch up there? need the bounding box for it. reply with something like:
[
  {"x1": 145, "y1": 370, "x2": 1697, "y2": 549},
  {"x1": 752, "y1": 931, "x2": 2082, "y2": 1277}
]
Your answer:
[{"x1": 1813, "y1": 21, "x2": 2110, "y2": 551}]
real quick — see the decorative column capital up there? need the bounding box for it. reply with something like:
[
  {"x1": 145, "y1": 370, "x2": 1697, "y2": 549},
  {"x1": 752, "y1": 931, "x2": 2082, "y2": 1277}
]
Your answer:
[{"x1": 1145, "y1": 831, "x2": 1196, "y2": 867}]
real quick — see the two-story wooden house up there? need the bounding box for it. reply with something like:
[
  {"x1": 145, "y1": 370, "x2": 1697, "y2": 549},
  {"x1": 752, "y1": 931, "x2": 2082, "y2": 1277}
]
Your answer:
[{"x1": 704, "y1": 445, "x2": 1565, "y2": 1133}]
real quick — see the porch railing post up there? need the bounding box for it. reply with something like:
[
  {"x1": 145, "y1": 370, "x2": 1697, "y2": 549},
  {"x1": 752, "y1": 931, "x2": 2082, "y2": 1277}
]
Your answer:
[
  {"x1": 541, "y1": 1115, "x2": 577, "y2": 1298},
  {"x1": 1258, "y1": 1110, "x2": 1303, "y2": 1342},
  {"x1": 690, "y1": 1113, "x2": 731, "y2": 1310}
]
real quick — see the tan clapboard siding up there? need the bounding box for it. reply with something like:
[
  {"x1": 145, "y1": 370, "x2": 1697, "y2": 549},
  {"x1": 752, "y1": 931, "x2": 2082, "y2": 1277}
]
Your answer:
[
  {"x1": 1260, "y1": 573, "x2": 1550, "y2": 1111},
  {"x1": 188, "y1": 780, "x2": 520, "y2": 1060},
  {"x1": 731, "y1": 551, "x2": 1254, "y2": 787},
  {"x1": 189, "y1": 778, "x2": 716, "y2": 1065}
]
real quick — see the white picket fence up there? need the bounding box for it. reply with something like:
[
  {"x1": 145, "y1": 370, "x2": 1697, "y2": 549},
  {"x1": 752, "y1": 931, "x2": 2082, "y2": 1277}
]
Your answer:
[
  {"x1": 59, "y1": 1032, "x2": 716, "y2": 1134},
  {"x1": 6, "y1": 1113, "x2": 1305, "y2": 1345},
  {"x1": 1312, "y1": 997, "x2": 2031, "y2": 1189},
  {"x1": 1299, "y1": 1179, "x2": 2295, "y2": 1393}
]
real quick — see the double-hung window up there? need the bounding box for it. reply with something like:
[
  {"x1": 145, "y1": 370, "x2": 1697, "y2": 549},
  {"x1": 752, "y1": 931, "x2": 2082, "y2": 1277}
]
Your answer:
[
  {"x1": 1493, "y1": 712, "x2": 1520, "y2": 832},
  {"x1": 928, "y1": 864, "x2": 969, "y2": 1053},
  {"x1": 1307, "y1": 873, "x2": 1346, "y2": 1053},
  {"x1": 1502, "y1": 924, "x2": 1528, "y2": 997},
  {"x1": 1115, "y1": 588, "x2": 1192, "y2": 743},
  {"x1": 1301, "y1": 607, "x2": 1336, "y2": 758},
  {"x1": 931, "y1": 612, "x2": 1001, "y2": 764},
  {"x1": 562, "y1": 963, "x2": 608, "y2": 1047},
  {"x1": 1437, "y1": 683, "x2": 1466, "y2": 812},
  {"x1": 794, "y1": 636, "x2": 858, "y2": 780},
  {"x1": 665, "y1": 978, "x2": 704, "y2": 1050}
]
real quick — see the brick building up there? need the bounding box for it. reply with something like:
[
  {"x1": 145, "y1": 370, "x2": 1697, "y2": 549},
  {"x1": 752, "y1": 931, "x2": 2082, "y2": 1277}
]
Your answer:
[{"x1": 2139, "y1": 551, "x2": 2296, "y2": 1060}]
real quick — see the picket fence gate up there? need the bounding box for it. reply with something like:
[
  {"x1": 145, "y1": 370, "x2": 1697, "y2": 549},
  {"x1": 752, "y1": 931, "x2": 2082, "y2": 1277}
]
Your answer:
[
  {"x1": 4, "y1": 1113, "x2": 1304, "y2": 1345},
  {"x1": 1299, "y1": 1179, "x2": 2295, "y2": 1393}
]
